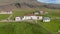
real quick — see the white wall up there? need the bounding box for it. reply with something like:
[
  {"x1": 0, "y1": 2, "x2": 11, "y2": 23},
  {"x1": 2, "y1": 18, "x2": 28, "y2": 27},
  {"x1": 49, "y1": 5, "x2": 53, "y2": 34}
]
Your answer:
[
  {"x1": 0, "y1": 11, "x2": 12, "y2": 14},
  {"x1": 43, "y1": 20, "x2": 50, "y2": 22},
  {"x1": 22, "y1": 16, "x2": 42, "y2": 20},
  {"x1": 15, "y1": 17, "x2": 21, "y2": 21},
  {"x1": 22, "y1": 16, "x2": 31, "y2": 20},
  {"x1": 31, "y1": 16, "x2": 37, "y2": 20},
  {"x1": 38, "y1": 16, "x2": 43, "y2": 20}
]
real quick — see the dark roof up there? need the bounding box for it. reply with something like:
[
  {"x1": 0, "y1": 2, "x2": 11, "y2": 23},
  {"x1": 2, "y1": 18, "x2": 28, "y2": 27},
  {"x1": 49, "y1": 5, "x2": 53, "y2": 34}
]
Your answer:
[{"x1": 43, "y1": 17, "x2": 50, "y2": 20}]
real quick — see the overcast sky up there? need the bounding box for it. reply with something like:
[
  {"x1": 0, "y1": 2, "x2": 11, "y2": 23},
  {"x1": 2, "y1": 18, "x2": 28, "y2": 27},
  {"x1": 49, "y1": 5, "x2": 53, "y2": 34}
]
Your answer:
[{"x1": 37, "y1": 0, "x2": 60, "y2": 4}]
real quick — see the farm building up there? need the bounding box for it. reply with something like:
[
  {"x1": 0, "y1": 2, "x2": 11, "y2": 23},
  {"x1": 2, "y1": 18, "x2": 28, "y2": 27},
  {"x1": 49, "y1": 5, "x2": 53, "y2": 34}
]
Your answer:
[
  {"x1": 33, "y1": 10, "x2": 45, "y2": 15},
  {"x1": 37, "y1": 16, "x2": 43, "y2": 20},
  {"x1": 0, "y1": 11, "x2": 12, "y2": 14},
  {"x1": 33, "y1": 11, "x2": 39, "y2": 15},
  {"x1": 15, "y1": 17, "x2": 22, "y2": 21},
  {"x1": 22, "y1": 14, "x2": 43, "y2": 20},
  {"x1": 43, "y1": 17, "x2": 50, "y2": 22},
  {"x1": 39, "y1": 10, "x2": 48, "y2": 14},
  {"x1": 39, "y1": 11, "x2": 44, "y2": 14}
]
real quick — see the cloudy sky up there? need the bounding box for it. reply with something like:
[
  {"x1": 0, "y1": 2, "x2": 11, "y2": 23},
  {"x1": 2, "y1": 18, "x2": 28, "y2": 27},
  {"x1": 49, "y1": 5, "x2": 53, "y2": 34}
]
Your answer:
[{"x1": 37, "y1": 0, "x2": 60, "y2": 4}]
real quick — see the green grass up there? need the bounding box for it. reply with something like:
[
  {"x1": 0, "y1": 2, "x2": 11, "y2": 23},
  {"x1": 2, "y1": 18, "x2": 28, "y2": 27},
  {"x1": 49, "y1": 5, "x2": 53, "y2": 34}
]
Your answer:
[
  {"x1": 11, "y1": 8, "x2": 60, "y2": 34},
  {"x1": 0, "y1": 22, "x2": 53, "y2": 34},
  {"x1": 0, "y1": 14, "x2": 10, "y2": 20},
  {"x1": 38, "y1": 19, "x2": 60, "y2": 34},
  {"x1": 0, "y1": 8, "x2": 60, "y2": 34}
]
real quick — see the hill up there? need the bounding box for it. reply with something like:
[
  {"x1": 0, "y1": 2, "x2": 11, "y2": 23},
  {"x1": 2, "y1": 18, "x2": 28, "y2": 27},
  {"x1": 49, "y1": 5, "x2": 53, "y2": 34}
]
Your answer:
[
  {"x1": 9, "y1": 0, "x2": 60, "y2": 9},
  {"x1": 0, "y1": 0, "x2": 60, "y2": 10}
]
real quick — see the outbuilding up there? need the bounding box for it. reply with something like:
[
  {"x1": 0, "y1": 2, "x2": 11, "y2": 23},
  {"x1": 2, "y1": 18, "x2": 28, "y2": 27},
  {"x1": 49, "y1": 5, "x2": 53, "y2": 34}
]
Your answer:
[
  {"x1": 33, "y1": 11, "x2": 39, "y2": 15},
  {"x1": 15, "y1": 17, "x2": 21, "y2": 21},
  {"x1": 39, "y1": 11, "x2": 44, "y2": 14},
  {"x1": 0, "y1": 11, "x2": 12, "y2": 14},
  {"x1": 43, "y1": 17, "x2": 50, "y2": 22}
]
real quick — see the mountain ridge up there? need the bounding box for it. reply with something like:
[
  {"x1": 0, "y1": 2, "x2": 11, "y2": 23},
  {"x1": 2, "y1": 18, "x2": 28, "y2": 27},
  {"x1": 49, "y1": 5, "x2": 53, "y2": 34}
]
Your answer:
[{"x1": 0, "y1": 0, "x2": 60, "y2": 9}]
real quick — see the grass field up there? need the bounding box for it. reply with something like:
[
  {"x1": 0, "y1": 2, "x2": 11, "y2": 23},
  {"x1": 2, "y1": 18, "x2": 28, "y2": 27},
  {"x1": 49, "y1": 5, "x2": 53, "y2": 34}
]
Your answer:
[
  {"x1": 0, "y1": 14, "x2": 10, "y2": 20},
  {"x1": 12, "y1": 8, "x2": 60, "y2": 34},
  {"x1": 38, "y1": 19, "x2": 60, "y2": 34},
  {"x1": 37, "y1": 8, "x2": 60, "y2": 34},
  {"x1": 0, "y1": 22, "x2": 53, "y2": 34},
  {"x1": 0, "y1": 8, "x2": 60, "y2": 34}
]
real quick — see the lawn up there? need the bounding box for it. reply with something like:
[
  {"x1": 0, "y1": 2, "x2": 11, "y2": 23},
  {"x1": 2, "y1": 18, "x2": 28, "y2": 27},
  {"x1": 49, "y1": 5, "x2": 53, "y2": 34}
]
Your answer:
[
  {"x1": 38, "y1": 19, "x2": 60, "y2": 34},
  {"x1": 0, "y1": 22, "x2": 52, "y2": 34},
  {"x1": 0, "y1": 14, "x2": 10, "y2": 20},
  {"x1": 0, "y1": 8, "x2": 60, "y2": 34},
  {"x1": 37, "y1": 8, "x2": 60, "y2": 34}
]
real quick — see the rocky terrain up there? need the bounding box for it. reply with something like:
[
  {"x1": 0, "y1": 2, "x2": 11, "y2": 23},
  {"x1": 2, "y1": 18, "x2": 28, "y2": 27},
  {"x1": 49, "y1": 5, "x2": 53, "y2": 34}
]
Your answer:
[{"x1": 0, "y1": 0, "x2": 60, "y2": 10}]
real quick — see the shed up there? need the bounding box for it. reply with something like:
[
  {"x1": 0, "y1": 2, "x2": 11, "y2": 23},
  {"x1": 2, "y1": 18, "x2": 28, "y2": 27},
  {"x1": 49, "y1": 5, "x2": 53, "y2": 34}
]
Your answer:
[
  {"x1": 43, "y1": 17, "x2": 50, "y2": 22},
  {"x1": 33, "y1": 11, "x2": 39, "y2": 15},
  {"x1": 15, "y1": 17, "x2": 21, "y2": 21},
  {"x1": 0, "y1": 11, "x2": 12, "y2": 14},
  {"x1": 39, "y1": 11, "x2": 44, "y2": 14}
]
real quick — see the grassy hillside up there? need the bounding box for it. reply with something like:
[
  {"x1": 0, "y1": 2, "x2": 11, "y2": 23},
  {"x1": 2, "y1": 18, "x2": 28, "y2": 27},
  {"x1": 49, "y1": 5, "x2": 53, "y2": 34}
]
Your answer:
[
  {"x1": 0, "y1": 22, "x2": 52, "y2": 34},
  {"x1": 0, "y1": 4, "x2": 60, "y2": 34},
  {"x1": 38, "y1": 19, "x2": 60, "y2": 34},
  {"x1": 0, "y1": 14, "x2": 10, "y2": 20},
  {"x1": 10, "y1": 8, "x2": 60, "y2": 34},
  {"x1": 0, "y1": 0, "x2": 60, "y2": 9},
  {"x1": 0, "y1": 0, "x2": 60, "y2": 34}
]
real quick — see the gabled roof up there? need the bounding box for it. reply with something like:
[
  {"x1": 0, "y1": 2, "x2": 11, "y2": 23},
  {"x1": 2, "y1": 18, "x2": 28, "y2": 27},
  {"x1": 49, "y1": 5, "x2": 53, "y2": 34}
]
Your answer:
[{"x1": 43, "y1": 17, "x2": 50, "y2": 20}]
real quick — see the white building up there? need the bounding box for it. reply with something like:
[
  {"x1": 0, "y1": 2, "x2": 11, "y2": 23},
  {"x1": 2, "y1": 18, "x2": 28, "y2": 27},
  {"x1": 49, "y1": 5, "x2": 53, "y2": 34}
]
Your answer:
[
  {"x1": 0, "y1": 11, "x2": 12, "y2": 14},
  {"x1": 15, "y1": 17, "x2": 21, "y2": 21},
  {"x1": 22, "y1": 14, "x2": 43, "y2": 20},
  {"x1": 38, "y1": 16, "x2": 43, "y2": 20},
  {"x1": 22, "y1": 14, "x2": 36, "y2": 20},
  {"x1": 22, "y1": 16, "x2": 31, "y2": 20},
  {"x1": 43, "y1": 17, "x2": 50, "y2": 22},
  {"x1": 33, "y1": 12, "x2": 39, "y2": 15},
  {"x1": 33, "y1": 10, "x2": 44, "y2": 15},
  {"x1": 39, "y1": 11, "x2": 44, "y2": 14}
]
